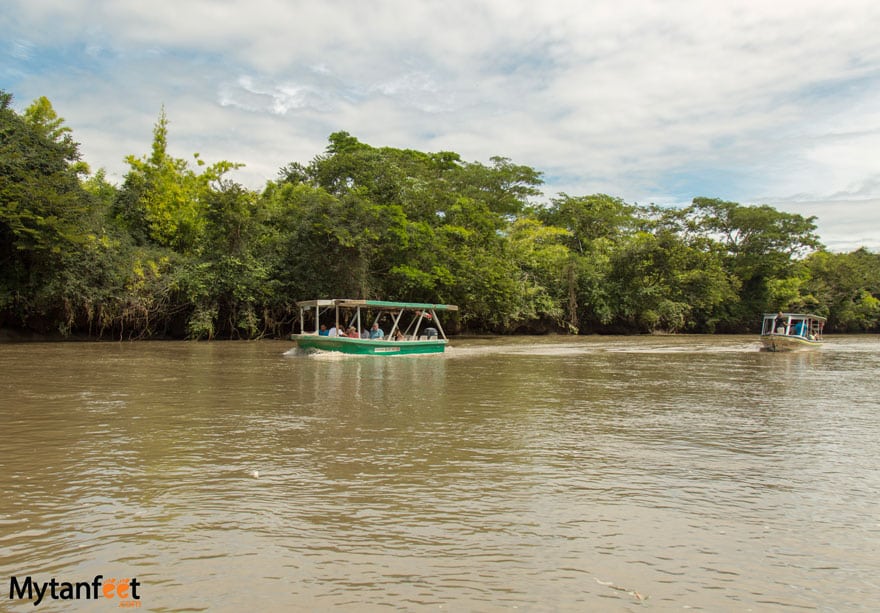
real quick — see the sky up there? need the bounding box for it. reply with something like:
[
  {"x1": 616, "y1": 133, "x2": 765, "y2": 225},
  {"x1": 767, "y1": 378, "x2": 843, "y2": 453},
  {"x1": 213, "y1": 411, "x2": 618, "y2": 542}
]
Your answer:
[{"x1": 2, "y1": 0, "x2": 880, "y2": 251}]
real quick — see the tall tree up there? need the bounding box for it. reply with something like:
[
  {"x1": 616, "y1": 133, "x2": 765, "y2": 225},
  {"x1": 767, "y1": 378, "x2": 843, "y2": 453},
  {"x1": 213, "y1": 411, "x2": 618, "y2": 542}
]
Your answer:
[
  {"x1": 115, "y1": 108, "x2": 240, "y2": 253},
  {"x1": 0, "y1": 91, "x2": 100, "y2": 330}
]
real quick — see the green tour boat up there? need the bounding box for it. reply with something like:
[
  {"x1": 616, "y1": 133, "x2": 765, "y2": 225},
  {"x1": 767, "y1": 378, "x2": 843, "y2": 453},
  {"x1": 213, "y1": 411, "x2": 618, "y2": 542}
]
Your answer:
[{"x1": 291, "y1": 299, "x2": 458, "y2": 355}]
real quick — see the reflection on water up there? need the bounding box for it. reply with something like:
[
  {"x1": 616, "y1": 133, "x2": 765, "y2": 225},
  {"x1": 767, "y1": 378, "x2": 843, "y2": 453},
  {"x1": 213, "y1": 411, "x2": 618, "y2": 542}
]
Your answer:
[{"x1": 1, "y1": 336, "x2": 878, "y2": 611}]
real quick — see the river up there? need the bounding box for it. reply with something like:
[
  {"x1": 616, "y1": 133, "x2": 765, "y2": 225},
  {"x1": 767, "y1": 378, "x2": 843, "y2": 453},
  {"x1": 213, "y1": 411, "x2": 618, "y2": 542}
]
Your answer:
[{"x1": 1, "y1": 335, "x2": 878, "y2": 611}]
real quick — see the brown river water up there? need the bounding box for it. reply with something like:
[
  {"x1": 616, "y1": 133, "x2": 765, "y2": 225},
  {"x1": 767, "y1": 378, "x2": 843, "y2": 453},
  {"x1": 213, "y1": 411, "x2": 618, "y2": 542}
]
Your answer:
[{"x1": 1, "y1": 335, "x2": 878, "y2": 611}]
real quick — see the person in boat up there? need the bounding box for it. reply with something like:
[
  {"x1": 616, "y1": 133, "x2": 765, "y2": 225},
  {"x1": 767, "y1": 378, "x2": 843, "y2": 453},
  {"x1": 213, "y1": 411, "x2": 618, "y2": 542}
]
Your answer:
[
  {"x1": 346, "y1": 326, "x2": 359, "y2": 338},
  {"x1": 392, "y1": 329, "x2": 405, "y2": 341},
  {"x1": 328, "y1": 325, "x2": 338, "y2": 337},
  {"x1": 318, "y1": 324, "x2": 329, "y2": 336},
  {"x1": 370, "y1": 323, "x2": 385, "y2": 339},
  {"x1": 360, "y1": 328, "x2": 370, "y2": 339},
  {"x1": 774, "y1": 312, "x2": 786, "y2": 333}
]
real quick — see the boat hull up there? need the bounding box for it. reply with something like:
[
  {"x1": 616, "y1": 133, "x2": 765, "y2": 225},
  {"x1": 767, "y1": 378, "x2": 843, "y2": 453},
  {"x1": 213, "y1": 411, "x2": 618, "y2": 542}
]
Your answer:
[
  {"x1": 760, "y1": 334, "x2": 822, "y2": 352},
  {"x1": 291, "y1": 334, "x2": 448, "y2": 355}
]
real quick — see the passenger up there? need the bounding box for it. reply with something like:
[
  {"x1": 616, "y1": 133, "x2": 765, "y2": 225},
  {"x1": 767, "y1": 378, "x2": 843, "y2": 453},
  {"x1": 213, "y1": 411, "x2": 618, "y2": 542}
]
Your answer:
[
  {"x1": 392, "y1": 329, "x2": 405, "y2": 341},
  {"x1": 370, "y1": 323, "x2": 385, "y2": 339},
  {"x1": 347, "y1": 326, "x2": 359, "y2": 338},
  {"x1": 328, "y1": 326, "x2": 338, "y2": 337},
  {"x1": 318, "y1": 324, "x2": 329, "y2": 336},
  {"x1": 360, "y1": 329, "x2": 370, "y2": 339},
  {"x1": 774, "y1": 312, "x2": 786, "y2": 334}
]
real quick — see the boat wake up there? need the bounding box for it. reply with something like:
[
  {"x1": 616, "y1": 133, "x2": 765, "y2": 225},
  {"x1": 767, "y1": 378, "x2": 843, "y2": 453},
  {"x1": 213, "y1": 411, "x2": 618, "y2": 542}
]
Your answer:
[{"x1": 445, "y1": 339, "x2": 763, "y2": 358}]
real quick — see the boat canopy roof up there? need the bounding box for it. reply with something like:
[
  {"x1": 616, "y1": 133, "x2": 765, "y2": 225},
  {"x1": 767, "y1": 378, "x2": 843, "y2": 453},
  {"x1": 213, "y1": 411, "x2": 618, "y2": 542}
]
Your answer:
[
  {"x1": 762, "y1": 312, "x2": 826, "y2": 322},
  {"x1": 297, "y1": 298, "x2": 458, "y2": 311}
]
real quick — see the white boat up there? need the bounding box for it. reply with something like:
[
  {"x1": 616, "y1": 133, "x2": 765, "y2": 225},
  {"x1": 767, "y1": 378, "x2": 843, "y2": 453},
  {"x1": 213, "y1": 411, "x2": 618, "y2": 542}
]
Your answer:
[
  {"x1": 760, "y1": 312, "x2": 826, "y2": 352},
  {"x1": 291, "y1": 299, "x2": 458, "y2": 355}
]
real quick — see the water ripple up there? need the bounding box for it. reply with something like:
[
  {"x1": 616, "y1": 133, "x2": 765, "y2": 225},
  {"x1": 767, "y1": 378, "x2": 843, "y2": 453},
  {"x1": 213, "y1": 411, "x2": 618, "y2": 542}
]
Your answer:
[{"x1": 1, "y1": 337, "x2": 878, "y2": 610}]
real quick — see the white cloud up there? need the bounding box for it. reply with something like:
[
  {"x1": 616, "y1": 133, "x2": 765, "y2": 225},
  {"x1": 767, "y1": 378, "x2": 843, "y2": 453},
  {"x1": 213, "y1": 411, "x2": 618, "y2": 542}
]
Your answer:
[{"x1": 218, "y1": 75, "x2": 333, "y2": 115}]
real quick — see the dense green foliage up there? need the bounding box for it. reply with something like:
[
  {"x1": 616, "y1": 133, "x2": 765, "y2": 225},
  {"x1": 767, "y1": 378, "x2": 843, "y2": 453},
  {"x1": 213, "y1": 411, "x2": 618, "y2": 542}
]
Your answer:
[{"x1": 2, "y1": 90, "x2": 879, "y2": 338}]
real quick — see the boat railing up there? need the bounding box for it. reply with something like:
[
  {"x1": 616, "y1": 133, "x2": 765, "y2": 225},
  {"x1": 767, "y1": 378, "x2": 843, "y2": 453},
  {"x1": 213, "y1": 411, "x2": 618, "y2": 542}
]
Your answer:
[{"x1": 295, "y1": 299, "x2": 456, "y2": 341}]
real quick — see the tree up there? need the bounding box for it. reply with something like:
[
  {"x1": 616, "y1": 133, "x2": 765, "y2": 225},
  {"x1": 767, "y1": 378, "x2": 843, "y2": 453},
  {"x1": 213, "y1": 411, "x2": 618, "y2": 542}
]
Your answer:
[
  {"x1": 537, "y1": 194, "x2": 639, "y2": 332},
  {"x1": 264, "y1": 181, "x2": 386, "y2": 301},
  {"x1": 180, "y1": 181, "x2": 269, "y2": 338},
  {"x1": 685, "y1": 197, "x2": 822, "y2": 329},
  {"x1": 0, "y1": 91, "x2": 100, "y2": 330},
  {"x1": 115, "y1": 108, "x2": 241, "y2": 253},
  {"x1": 540, "y1": 193, "x2": 637, "y2": 248},
  {"x1": 803, "y1": 248, "x2": 880, "y2": 331},
  {"x1": 455, "y1": 156, "x2": 544, "y2": 217},
  {"x1": 504, "y1": 216, "x2": 572, "y2": 330},
  {"x1": 21, "y1": 96, "x2": 89, "y2": 177}
]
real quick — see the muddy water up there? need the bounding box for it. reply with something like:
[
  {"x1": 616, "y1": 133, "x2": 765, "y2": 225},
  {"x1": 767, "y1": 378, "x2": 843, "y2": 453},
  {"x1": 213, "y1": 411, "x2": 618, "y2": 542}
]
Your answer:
[{"x1": 1, "y1": 335, "x2": 878, "y2": 611}]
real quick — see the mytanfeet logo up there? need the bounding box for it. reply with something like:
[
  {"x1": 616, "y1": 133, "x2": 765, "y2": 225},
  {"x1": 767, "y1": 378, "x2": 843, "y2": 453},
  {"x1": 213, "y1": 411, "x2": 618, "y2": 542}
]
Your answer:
[{"x1": 9, "y1": 575, "x2": 141, "y2": 607}]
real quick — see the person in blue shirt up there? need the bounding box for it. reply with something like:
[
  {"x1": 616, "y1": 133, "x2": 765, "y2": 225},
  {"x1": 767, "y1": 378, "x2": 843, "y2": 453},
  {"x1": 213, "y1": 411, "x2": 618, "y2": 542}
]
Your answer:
[
  {"x1": 370, "y1": 323, "x2": 385, "y2": 339},
  {"x1": 318, "y1": 324, "x2": 329, "y2": 336}
]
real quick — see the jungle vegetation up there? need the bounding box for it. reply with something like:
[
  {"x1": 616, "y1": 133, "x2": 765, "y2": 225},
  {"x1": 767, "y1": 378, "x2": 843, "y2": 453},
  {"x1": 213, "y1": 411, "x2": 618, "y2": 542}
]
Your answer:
[{"x1": 2, "y1": 90, "x2": 879, "y2": 339}]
